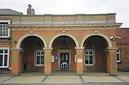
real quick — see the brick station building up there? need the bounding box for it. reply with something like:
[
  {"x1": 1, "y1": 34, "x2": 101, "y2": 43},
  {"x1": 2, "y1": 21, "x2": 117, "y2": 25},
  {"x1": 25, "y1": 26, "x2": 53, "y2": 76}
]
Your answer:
[{"x1": 0, "y1": 5, "x2": 129, "y2": 75}]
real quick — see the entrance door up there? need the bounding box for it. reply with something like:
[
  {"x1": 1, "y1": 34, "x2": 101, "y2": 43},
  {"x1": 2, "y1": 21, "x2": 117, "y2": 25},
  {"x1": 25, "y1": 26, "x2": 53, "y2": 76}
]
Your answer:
[{"x1": 60, "y1": 53, "x2": 69, "y2": 71}]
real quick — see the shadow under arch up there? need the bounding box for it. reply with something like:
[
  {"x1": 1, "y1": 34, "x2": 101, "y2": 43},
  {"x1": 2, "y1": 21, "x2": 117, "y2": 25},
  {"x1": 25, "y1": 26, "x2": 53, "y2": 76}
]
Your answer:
[
  {"x1": 49, "y1": 33, "x2": 79, "y2": 48},
  {"x1": 81, "y1": 33, "x2": 112, "y2": 48},
  {"x1": 16, "y1": 34, "x2": 47, "y2": 49}
]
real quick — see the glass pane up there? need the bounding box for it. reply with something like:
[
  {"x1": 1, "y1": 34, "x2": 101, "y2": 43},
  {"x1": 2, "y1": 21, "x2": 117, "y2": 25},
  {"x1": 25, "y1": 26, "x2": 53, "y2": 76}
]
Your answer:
[
  {"x1": 85, "y1": 51, "x2": 88, "y2": 54},
  {"x1": 41, "y1": 52, "x2": 44, "y2": 55},
  {"x1": 117, "y1": 55, "x2": 119, "y2": 61},
  {"x1": 89, "y1": 56, "x2": 93, "y2": 64},
  {"x1": 37, "y1": 52, "x2": 40, "y2": 55},
  {"x1": 5, "y1": 49, "x2": 8, "y2": 53},
  {"x1": 0, "y1": 50, "x2": 3, "y2": 53},
  {"x1": 4, "y1": 55, "x2": 7, "y2": 66},
  {"x1": 85, "y1": 56, "x2": 88, "y2": 60},
  {"x1": 41, "y1": 56, "x2": 44, "y2": 64},
  {"x1": 85, "y1": 60, "x2": 88, "y2": 64},
  {"x1": 0, "y1": 31, "x2": 2, "y2": 36},
  {"x1": 37, "y1": 56, "x2": 40, "y2": 64},
  {"x1": 117, "y1": 50, "x2": 120, "y2": 52},
  {"x1": 0, "y1": 55, "x2": 3, "y2": 66},
  {"x1": 89, "y1": 51, "x2": 93, "y2": 54},
  {"x1": 85, "y1": 55, "x2": 89, "y2": 64}
]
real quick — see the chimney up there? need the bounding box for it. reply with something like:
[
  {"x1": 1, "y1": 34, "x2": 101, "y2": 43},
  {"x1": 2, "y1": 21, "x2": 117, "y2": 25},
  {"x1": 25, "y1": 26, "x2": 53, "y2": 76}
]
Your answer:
[
  {"x1": 27, "y1": 4, "x2": 35, "y2": 15},
  {"x1": 31, "y1": 9, "x2": 35, "y2": 15}
]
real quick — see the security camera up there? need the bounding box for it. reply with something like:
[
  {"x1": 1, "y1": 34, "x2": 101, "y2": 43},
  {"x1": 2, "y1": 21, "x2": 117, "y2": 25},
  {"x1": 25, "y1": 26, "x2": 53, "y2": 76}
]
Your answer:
[{"x1": 116, "y1": 36, "x2": 121, "y2": 39}]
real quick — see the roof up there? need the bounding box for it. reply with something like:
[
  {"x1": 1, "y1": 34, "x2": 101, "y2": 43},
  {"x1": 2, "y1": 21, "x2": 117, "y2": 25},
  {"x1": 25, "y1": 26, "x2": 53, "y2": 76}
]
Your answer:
[{"x1": 0, "y1": 9, "x2": 23, "y2": 15}]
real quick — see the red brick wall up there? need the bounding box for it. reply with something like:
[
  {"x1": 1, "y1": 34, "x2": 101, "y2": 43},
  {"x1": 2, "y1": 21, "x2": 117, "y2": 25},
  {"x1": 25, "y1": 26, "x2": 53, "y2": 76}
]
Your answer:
[
  {"x1": 117, "y1": 28, "x2": 129, "y2": 71},
  {"x1": 10, "y1": 27, "x2": 117, "y2": 73}
]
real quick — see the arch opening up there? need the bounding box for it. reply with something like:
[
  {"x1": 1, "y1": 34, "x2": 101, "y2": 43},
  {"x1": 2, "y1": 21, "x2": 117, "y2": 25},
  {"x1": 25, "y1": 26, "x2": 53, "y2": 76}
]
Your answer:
[
  {"x1": 20, "y1": 36, "x2": 45, "y2": 73},
  {"x1": 83, "y1": 35, "x2": 109, "y2": 72},
  {"x1": 51, "y1": 36, "x2": 76, "y2": 72},
  {"x1": 49, "y1": 34, "x2": 79, "y2": 48}
]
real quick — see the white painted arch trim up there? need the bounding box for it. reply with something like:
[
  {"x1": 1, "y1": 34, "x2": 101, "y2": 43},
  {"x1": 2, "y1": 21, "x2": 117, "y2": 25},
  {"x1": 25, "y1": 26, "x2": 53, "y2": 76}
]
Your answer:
[
  {"x1": 16, "y1": 34, "x2": 47, "y2": 49},
  {"x1": 49, "y1": 33, "x2": 79, "y2": 48},
  {"x1": 81, "y1": 33, "x2": 112, "y2": 48}
]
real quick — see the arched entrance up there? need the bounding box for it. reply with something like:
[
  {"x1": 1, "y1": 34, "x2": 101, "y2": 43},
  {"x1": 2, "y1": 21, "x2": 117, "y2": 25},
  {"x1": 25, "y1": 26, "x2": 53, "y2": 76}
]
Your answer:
[
  {"x1": 51, "y1": 36, "x2": 77, "y2": 72},
  {"x1": 83, "y1": 35, "x2": 109, "y2": 72},
  {"x1": 20, "y1": 36, "x2": 45, "y2": 72}
]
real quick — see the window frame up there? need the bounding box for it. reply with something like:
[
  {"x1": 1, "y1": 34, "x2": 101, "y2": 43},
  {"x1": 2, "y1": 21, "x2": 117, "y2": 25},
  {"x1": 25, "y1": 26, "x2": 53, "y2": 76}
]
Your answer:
[
  {"x1": 35, "y1": 48, "x2": 44, "y2": 66},
  {"x1": 0, "y1": 47, "x2": 9, "y2": 68},
  {"x1": 0, "y1": 20, "x2": 10, "y2": 38},
  {"x1": 84, "y1": 49, "x2": 95, "y2": 66},
  {"x1": 116, "y1": 49, "x2": 121, "y2": 63}
]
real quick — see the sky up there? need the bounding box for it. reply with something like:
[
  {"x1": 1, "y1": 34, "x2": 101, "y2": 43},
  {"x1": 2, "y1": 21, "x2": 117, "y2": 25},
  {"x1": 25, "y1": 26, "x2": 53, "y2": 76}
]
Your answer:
[{"x1": 0, "y1": 0, "x2": 128, "y2": 27}]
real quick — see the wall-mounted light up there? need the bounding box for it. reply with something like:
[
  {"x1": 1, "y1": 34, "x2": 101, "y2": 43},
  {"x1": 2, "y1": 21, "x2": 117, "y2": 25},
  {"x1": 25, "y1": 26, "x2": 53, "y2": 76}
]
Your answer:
[
  {"x1": 116, "y1": 36, "x2": 121, "y2": 39},
  {"x1": 62, "y1": 30, "x2": 66, "y2": 33},
  {"x1": 93, "y1": 30, "x2": 98, "y2": 34},
  {"x1": 29, "y1": 30, "x2": 34, "y2": 34}
]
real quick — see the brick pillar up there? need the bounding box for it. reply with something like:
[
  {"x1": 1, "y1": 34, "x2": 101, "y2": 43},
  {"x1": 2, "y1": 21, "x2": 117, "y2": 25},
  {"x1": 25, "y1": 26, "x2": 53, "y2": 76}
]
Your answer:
[
  {"x1": 11, "y1": 48, "x2": 22, "y2": 75},
  {"x1": 106, "y1": 50, "x2": 110, "y2": 73},
  {"x1": 107, "y1": 47, "x2": 117, "y2": 76},
  {"x1": 44, "y1": 48, "x2": 52, "y2": 75},
  {"x1": 75, "y1": 47, "x2": 84, "y2": 75}
]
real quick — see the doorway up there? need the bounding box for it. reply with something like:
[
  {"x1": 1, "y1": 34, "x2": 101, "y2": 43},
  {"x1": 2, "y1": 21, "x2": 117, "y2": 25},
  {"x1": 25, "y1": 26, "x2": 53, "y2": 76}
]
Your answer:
[{"x1": 60, "y1": 52, "x2": 69, "y2": 71}]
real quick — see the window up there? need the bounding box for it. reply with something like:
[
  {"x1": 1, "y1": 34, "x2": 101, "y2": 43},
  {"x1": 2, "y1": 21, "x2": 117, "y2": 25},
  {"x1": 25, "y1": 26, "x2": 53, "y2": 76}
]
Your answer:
[
  {"x1": 0, "y1": 20, "x2": 10, "y2": 38},
  {"x1": 116, "y1": 49, "x2": 120, "y2": 62},
  {"x1": 35, "y1": 47, "x2": 44, "y2": 66},
  {"x1": 85, "y1": 49, "x2": 94, "y2": 66},
  {"x1": 0, "y1": 48, "x2": 9, "y2": 68}
]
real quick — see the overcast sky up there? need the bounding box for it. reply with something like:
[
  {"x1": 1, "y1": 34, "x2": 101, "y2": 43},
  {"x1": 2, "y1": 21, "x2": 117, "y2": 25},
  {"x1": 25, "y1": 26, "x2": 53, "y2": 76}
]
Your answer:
[{"x1": 0, "y1": 0, "x2": 128, "y2": 27}]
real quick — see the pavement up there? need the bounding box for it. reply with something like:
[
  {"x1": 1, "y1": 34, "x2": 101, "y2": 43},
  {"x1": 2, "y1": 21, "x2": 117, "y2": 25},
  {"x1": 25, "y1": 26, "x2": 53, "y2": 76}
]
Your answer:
[{"x1": 0, "y1": 72, "x2": 129, "y2": 85}]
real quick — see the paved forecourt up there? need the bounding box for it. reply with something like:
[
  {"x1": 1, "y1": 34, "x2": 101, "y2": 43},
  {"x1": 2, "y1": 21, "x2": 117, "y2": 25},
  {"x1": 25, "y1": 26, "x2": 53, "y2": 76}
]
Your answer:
[
  {"x1": 82, "y1": 76, "x2": 122, "y2": 83},
  {"x1": 4, "y1": 76, "x2": 46, "y2": 84},
  {"x1": 0, "y1": 74, "x2": 129, "y2": 84},
  {"x1": 116, "y1": 76, "x2": 129, "y2": 82},
  {"x1": 44, "y1": 76, "x2": 82, "y2": 84}
]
